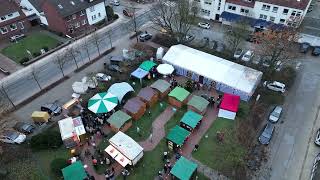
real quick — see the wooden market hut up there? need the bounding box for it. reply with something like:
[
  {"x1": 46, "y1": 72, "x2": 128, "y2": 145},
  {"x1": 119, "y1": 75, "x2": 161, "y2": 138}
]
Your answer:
[
  {"x1": 187, "y1": 95, "x2": 209, "y2": 115},
  {"x1": 180, "y1": 110, "x2": 203, "y2": 132},
  {"x1": 166, "y1": 125, "x2": 190, "y2": 151},
  {"x1": 107, "y1": 110, "x2": 132, "y2": 132},
  {"x1": 168, "y1": 87, "x2": 190, "y2": 108},
  {"x1": 170, "y1": 156, "x2": 198, "y2": 180},
  {"x1": 150, "y1": 79, "x2": 171, "y2": 99},
  {"x1": 123, "y1": 97, "x2": 146, "y2": 120},
  {"x1": 137, "y1": 87, "x2": 159, "y2": 107}
]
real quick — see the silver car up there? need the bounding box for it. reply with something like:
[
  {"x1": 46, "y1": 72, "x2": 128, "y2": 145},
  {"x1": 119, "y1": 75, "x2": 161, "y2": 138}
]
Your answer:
[
  {"x1": 269, "y1": 106, "x2": 283, "y2": 123},
  {"x1": 315, "y1": 128, "x2": 320, "y2": 146},
  {"x1": 258, "y1": 123, "x2": 275, "y2": 145},
  {"x1": 0, "y1": 130, "x2": 26, "y2": 144}
]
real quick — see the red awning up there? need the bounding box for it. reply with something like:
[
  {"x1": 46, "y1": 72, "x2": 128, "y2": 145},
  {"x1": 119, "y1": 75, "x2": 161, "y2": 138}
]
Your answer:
[{"x1": 219, "y1": 93, "x2": 240, "y2": 112}]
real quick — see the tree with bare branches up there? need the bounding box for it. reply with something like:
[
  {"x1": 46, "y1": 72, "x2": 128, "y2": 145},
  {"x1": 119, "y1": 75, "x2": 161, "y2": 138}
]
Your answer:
[
  {"x1": 30, "y1": 65, "x2": 42, "y2": 90},
  {"x1": 224, "y1": 19, "x2": 251, "y2": 53},
  {"x1": 64, "y1": 47, "x2": 80, "y2": 69},
  {"x1": 81, "y1": 37, "x2": 91, "y2": 62},
  {"x1": 92, "y1": 32, "x2": 103, "y2": 55},
  {"x1": 150, "y1": 0, "x2": 199, "y2": 43},
  {"x1": 54, "y1": 53, "x2": 69, "y2": 77},
  {"x1": 0, "y1": 82, "x2": 15, "y2": 111}
]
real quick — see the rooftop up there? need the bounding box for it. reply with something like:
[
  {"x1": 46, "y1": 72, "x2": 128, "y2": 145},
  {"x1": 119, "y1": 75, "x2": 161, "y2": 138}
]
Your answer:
[
  {"x1": 257, "y1": 0, "x2": 311, "y2": 10},
  {"x1": 226, "y1": 0, "x2": 255, "y2": 8},
  {"x1": 0, "y1": 0, "x2": 21, "y2": 17}
]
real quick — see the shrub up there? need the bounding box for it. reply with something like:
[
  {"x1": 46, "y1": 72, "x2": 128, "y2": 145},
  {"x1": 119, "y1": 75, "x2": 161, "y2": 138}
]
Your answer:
[
  {"x1": 20, "y1": 57, "x2": 29, "y2": 64},
  {"x1": 30, "y1": 130, "x2": 63, "y2": 150},
  {"x1": 274, "y1": 66, "x2": 296, "y2": 89},
  {"x1": 50, "y1": 158, "x2": 67, "y2": 177},
  {"x1": 113, "y1": 14, "x2": 119, "y2": 20},
  {"x1": 106, "y1": 6, "x2": 115, "y2": 20},
  {"x1": 33, "y1": 52, "x2": 41, "y2": 57},
  {"x1": 152, "y1": 34, "x2": 178, "y2": 47},
  {"x1": 42, "y1": 46, "x2": 49, "y2": 52}
]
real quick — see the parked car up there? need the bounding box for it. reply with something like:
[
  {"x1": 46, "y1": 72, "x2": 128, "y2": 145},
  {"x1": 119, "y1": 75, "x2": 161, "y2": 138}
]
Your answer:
[
  {"x1": 310, "y1": 153, "x2": 320, "y2": 180},
  {"x1": 233, "y1": 48, "x2": 243, "y2": 59},
  {"x1": 269, "y1": 106, "x2": 283, "y2": 123},
  {"x1": 13, "y1": 122, "x2": 35, "y2": 134},
  {"x1": 312, "y1": 46, "x2": 320, "y2": 56},
  {"x1": 216, "y1": 42, "x2": 225, "y2": 52},
  {"x1": 241, "y1": 50, "x2": 254, "y2": 62},
  {"x1": 139, "y1": 32, "x2": 152, "y2": 42},
  {"x1": 300, "y1": 42, "x2": 310, "y2": 53},
  {"x1": 110, "y1": 0, "x2": 120, "y2": 6},
  {"x1": 95, "y1": 73, "x2": 111, "y2": 82},
  {"x1": 108, "y1": 64, "x2": 122, "y2": 73},
  {"x1": 0, "y1": 130, "x2": 26, "y2": 144},
  {"x1": 10, "y1": 34, "x2": 25, "y2": 42},
  {"x1": 258, "y1": 123, "x2": 275, "y2": 145},
  {"x1": 263, "y1": 81, "x2": 286, "y2": 93},
  {"x1": 314, "y1": 128, "x2": 320, "y2": 146},
  {"x1": 252, "y1": 55, "x2": 263, "y2": 65},
  {"x1": 198, "y1": 22, "x2": 210, "y2": 29},
  {"x1": 41, "y1": 103, "x2": 62, "y2": 116}
]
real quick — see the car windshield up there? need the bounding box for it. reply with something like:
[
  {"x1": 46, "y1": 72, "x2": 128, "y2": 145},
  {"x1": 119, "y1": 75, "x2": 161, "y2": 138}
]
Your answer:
[
  {"x1": 235, "y1": 50, "x2": 242, "y2": 54},
  {"x1": 262, "y1": 131, "x2": 270, "y2": 138},
  {"x1": 6, "y1": 131, "x2": 19, "y2": 140},
  {"x1": 101, "y1": 74, "x2": 107, "y2": 79},
  {"x1": 244, "y1": 54, "x2": 250, "y2": 58}
]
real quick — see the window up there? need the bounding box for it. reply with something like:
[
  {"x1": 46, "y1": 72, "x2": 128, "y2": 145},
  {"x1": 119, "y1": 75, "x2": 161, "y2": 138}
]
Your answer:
[
  {"x1": 92, "y1": 15, "x2": 96, "y2": 20},
  {"x1": 1, "y1": 16, "x2": 6, "y2": 20},
  {"x1": 9, "y1": 24, "x2": 17, "y2": 30},
  {"x1": 262, "y1": 4, "x2": 270, "y2": 11},
  {"x1": 272, "y1": 7, "x2": 278, "y2": 13},
  {"x1": 259, "y1": 14, "x2": 267, "y2": 20},
  {"x1": 291, "y1": 11, "x2": 296, "y2": 16},
  {"x1": 72, "y1": 14, "x2": 76, "y2": 19},
  {"x1": 98, "y1": 13, "x2": 101, "y2": 17},
  {"x1": 241, "y1": 8, "x2": 249, "y2": 13},
  {"x1": 7, "y1": 14, "x2": 13, "y2": 17},
  {"x1": 269, "y1": 16, "x2": 275, "y2": 22},
  {"x1": 228, "y1": 5, "x2": 236, "y2": 11},
  {"x1": 82, "y1": 19, "x2": 87, "y2": 25},
  {"x1": 80, "y1": 10, "x2": 85, "y2": 16},
  {"x1": 201, "y1": 9, "x2": 211, "y2": 16},
  {"x1": 283, "y1": 9, "x2": 289, "y2": 15},
  {"x1": 279, "y1": 19, "x2": 285, "y2": 24},
  {"x1": 194, "y1": 0, "x2": 200, "y2": 2},
  {"x1": 218, "y1": 6, "x2": 220, "y2": 10},
  {"x1": 204, "y1": 1, "x2": 212, "y2": 5},
  {"x1": 297, "y1": 12, "x2": 302, "y2": 16},
  {"x1": 0, "y1": 27, "x2": 8, "y2": 34},
  {"x1": 18, "y1": 22, "x2": 24, "y2": 29},
  {"x1": 75, "y1": 22, "x2": 80, "y2": 28},
  {"x1": 58, "y1": 4, "x2": 63, "y2": 9},
  {"x1": 90, "y1": 6, "x2": 95, "y2": 12}
]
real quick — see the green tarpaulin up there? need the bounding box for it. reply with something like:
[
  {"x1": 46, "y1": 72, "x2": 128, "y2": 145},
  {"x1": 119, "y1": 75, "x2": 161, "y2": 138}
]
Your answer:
[
  {"x1": 107, "y1": 110, "x2": 132, "y2": 129},
  {"x1": 166, "y1": 125, "x2": 190, "y2": 146},
  {"x1": 150, "y1": 79, "x2": 171, "y2": 93},
  {"x1": 170, "y1": 156, "x2": 198, "y2": 180},
  {"x1": 62, "y1": 161, "x2": 87, "y2": 180},
  {"x1": 180, "y1": 110, "x2": 203, "y2": 129},
  {"x1": 187, "y1": 95, "x2": 209, "y2": 112},
  {"x1": 139, "y1": 60, "x2": 157, "y2": 71},
  {"x1": 168, "y1": 87, "x2": 190, "y2": 102}
]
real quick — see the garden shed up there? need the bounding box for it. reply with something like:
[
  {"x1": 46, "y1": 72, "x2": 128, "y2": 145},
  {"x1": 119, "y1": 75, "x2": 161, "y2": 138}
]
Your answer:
[
  {"x1": 168, "y1": 87, "x2": 190, "y2": 108},
  {"x1": 123, "y1": 97, "x2": 146, "y2": 120},
  {"x1": 163, "y1": 45, "x2": 262, "y2": 101},
  {"x1": 218, "y1": 93, "x2": 240, "y2": 120},
  {"x1": 170, "y1": 156, "x2": 198, "y2": 180},
  {"x1": 107, "y1": 110, "x2": 132, "y2": 132},
  {"x1": 180, "y1": 110, "x2": 203, "y2": 132},
  {"x1": 137, "y1": 87, "x2": 159, "y2": 107},
  {"x1": 166, "y1": 125, "x2": 190, "y2": 151},
  {"x1": 139, "y1": 60, "x2": 157, "y2": 71},
  {"x1": 150, "y1": 79, "x2": 171, "y2": 99},
  {"x1": 187, "y1": 95, "x2": 209, "y2": 115},
  {"x1": 108, "y1": 82, "x2": 135, "y2": 103},
  {"x1": 62, "y1": 161, "x2": 87, "y2": 180}
]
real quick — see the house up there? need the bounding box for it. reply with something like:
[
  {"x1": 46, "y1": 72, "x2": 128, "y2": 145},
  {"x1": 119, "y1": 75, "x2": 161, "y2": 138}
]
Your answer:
[
  {"x1": 0, "y1": 0, "x2": 31, "y2": 40},
  {"x1": 41, "y1": 0, "x2": 106, "y2": 36},
  {"x1": 19, "y1": 0, "x2": 49, "y2": 25}
]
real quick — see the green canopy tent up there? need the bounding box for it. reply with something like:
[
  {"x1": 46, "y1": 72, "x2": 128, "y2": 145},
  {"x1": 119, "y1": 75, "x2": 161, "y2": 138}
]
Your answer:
[
  {"x1": 139, "y1": 60, "x2": 157, "y2": 71},
  {"x1": 187, "y1": 95, "x2": 209, "y2": 115},
  {"x1": 150, "y1": 79, "x2": 171, "y2": 98},
  {"x1": 62, "y1": 161, "x2": 87, "y2": 180},
  {"x1": 107, "y1": 110, "x2": 132, "y2": 132},
  {"x1": 88, "y1": 92, "x2": 118, "y2": 114},
  {"x1": 170, "y1": 156, "x2": 198, "y2": 180},
  {"x1": 166, "y1": 125, "x2": 190, "y2": 151},
  {"x1": 168, "y1": 87, "x2": 190, "y2": 108},
  {"x1": 180, "y1": 110, "x2": 203, "y2": 132}
]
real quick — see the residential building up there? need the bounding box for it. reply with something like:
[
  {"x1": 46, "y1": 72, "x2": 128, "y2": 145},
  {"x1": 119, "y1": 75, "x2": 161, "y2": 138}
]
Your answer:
[
  {"x1": 0, "y1": 0, "x2": 31, "y2": 40},
  {"x1": 19, "y1": 0, "x2": 48, "y2": 25},
  {"x1": 41, "y1": 0, "x2": 106, "y2": 36}
]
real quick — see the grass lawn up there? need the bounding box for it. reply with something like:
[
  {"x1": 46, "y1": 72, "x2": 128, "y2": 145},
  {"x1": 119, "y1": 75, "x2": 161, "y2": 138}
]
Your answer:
[
  {"x1": 1, "y1": 32, "x2": 60, "y2": 63},
  {"x1": 193, "y1": 117, "x2": 246, "y2": 175}
]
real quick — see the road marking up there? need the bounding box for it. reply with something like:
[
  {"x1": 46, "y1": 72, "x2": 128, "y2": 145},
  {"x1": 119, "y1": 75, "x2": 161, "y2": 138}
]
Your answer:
[{"x1": 299, "y1": 105, "x2": 320, "y2": 180}]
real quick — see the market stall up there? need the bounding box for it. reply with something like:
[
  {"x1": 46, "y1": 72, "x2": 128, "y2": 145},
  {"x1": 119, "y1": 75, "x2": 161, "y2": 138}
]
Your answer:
[
  {"x1": 62, "y1": 161, "x2": 87, "y2": 180},
  {"x1": 137, "y1": 87, "x2": 159, "y2": 107},
  {"x1": 31, "y1": 111, "x2": 50, "y2": 124},
  {"x1": 187, "y1": 95, "x2": 209, "y2": 115},
  {"x1": 105, "y1": 132, "x2": 144, "y2": 167},
  {"x1": 163, "y1": 45, "x2": 263, "y2": 101},
  {"x1": 218, "y1": 93, "x2": 240, "y2": 120},
  {"x1": 72, "y1": 81, "x2": 88, "y2": 94},
  {"x1": 139, "y1": 60, "x2": 157, "y2": 71},
  {"x1": 166, "y1": 125, "x2": 190, "y2": 151},
  {"x1": 156, "y1": 63, "x2": 174, "y2": 76},
  {"x1": 58, "y1": 117, "x2": 86, "y2": 148},
  {"x1": 107, "y1": 110, "x2": 132, "y2": 132},
  {"x1": 130, "y1": 68, "x2": 149, "y2": 84},
  {"x1": 180, "y1": 110, "x2": 203, "y2": 132},
  {"x1": 87, "y1": 92, "x2": 118, "y2": 114},
  {"x1": 150, "y1": 79, "x2": 171, "y2": 99},
  {"x1": 108, "y1": 82, "x2": 134, "y2": 103},
  {"x1": 123, "y1": 97, "x2": 146, "y2": 120},
  {"x1": 168, "y1": 87, "x2": 190, "y2": 108},
  {"x1": 170, "y1": 156, "x2": 198, "y2": 180}
]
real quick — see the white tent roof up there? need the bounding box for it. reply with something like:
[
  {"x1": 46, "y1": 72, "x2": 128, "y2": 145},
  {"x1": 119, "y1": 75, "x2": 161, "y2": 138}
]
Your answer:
[
  {"x1": 109, "y1": 132, "x2": 143, "y2": 161},
  {"x1": 108, "y1": 82, "x2": 134, "y2": 102},
  {"x1": 72, "y1": 81, "x2": 88, "y2": 94},
  {"x1": 58, "y1": 117, "x2": 86, "y2": 140},
  {"x1": 163, "y1": 45, "x2": 262, "y2": 94}
]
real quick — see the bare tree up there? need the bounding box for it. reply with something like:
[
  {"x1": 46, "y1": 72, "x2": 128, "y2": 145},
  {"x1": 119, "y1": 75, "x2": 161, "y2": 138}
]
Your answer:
[
  {"x1": 224, "y1": 19, "x2": 251, "y2": 53},
  {"x1": 64, "y1": 47, "x2": 80, "y2": 69},
  {"x1": 128, "y1": 3, "x2": 139, "y2": 42},
  {"x1": 54, "y1": 52, "x2": 69, "y2": 77},
  {"x1": 30, "y1": 65, "x2": 42, "y2": 90},
  {"x1": 92, "y1": 32, "x2": 103, "y2": 55},
  {"x1": 254, "y1": 28, "x2": 300, "y2": 71},
  {"x1": 81, "y1": 36, "x2": 91, "y2": 62},
  {"x1": 150, "y1": 0, "x2": 199, "y2": 43},
  {"x1": 0, "y1": 82, "x2": 15, "y2": 110}
]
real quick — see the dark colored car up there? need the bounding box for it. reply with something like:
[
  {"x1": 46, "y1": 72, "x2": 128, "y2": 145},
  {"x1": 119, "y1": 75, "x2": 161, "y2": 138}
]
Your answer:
[
  {"x1": 108, "y1": 64, "x2": 122, "y2": 73},
  {"x1": 312, "y1": 46, "x2": 320, "y2": 56},
  {"x1": 311, "y1": 153, "x2": 320, "y2": 180},
  {"x1": 139, "y1": 32, "x2": 152, "y2": 42},
  {"x1": 41, "y1": 103, "x2": 62, "y2": 116},
  {"x1": 13, "y1": 122, "x2": 35, "y2": 134},
  {"x1": 300, "y1": 43, "x2": 310, "y2": 53},
  {"x1": 258, "y1": 123, "x2": 275, "y2": 145}
]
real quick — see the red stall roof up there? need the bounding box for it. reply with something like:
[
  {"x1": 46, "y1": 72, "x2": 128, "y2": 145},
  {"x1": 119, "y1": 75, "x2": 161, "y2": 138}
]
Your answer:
[{"x1": 220, "y1": 93, "x2": 240, "y2": 112}]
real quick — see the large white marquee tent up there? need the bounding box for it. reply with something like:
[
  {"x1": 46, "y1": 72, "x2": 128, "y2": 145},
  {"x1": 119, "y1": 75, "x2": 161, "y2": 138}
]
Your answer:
[{"x1": 163, "y1": 45, "x2": 263, "y2": 101}]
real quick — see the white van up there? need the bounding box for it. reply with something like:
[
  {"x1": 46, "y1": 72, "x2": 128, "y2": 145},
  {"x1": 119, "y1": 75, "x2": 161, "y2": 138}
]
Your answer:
[{"x1": 111, "y1": 0, "x2": 120, "y2": 6}]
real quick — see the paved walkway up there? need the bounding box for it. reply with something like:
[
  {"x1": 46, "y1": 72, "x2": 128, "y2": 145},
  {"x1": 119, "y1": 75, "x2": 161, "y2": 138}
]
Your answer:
[{"x1": 139, "y1": 106, "x2": 176, "y2": 151}]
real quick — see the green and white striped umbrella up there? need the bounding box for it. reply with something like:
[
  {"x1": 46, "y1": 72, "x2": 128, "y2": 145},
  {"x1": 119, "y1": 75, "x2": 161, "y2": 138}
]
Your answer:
[{"x1": 88, "y1": 92, "x2": 118, "y2": 114}]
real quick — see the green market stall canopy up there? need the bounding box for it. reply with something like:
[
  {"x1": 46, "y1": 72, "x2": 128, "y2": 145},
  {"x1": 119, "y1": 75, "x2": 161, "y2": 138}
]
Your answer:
[
  {"x1": 166, "y1": 125, "x2": 190, "y2": 146},
  {"x1": 180, "y1": 110, "x2": 203, "y2": 130},
  {"x1": 107, "y1": 110, "x2": 132, "y2": 129},
  {"x1": 62, "y1": 161, "x2": 87, "y2": 180},
  {"x1": 170, "y1": 156, "x2": 198, "y2": 180}
]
